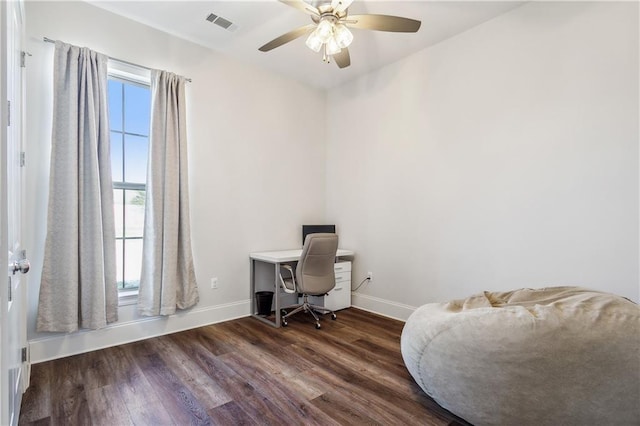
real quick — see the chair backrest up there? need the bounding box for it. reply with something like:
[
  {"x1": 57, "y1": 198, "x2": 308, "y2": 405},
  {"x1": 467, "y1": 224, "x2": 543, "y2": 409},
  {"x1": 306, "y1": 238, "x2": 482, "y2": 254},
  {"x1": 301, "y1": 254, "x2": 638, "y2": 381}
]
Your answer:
[{"x1": 296, "y1": 233, "x2": 339, "y2": 296}]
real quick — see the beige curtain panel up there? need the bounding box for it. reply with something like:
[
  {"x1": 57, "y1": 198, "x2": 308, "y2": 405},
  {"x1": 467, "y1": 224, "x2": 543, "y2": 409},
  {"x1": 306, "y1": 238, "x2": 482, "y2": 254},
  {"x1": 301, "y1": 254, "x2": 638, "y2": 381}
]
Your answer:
[
  {"x1": 37, "y1": 41, "x2": 118, "y2": 332},
  {"x1": 138, "y1": 70, "x2": 199, "y2": 316}
]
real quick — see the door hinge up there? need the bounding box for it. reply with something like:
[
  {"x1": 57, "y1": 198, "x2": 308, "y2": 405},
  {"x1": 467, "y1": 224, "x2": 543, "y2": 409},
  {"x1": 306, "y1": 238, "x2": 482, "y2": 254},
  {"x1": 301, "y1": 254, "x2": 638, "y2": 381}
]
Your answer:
[
  {"x1": 21, "y1": 347, "x2": 28, "y2": 363},
  {"x1": 20, "y1": 152, "x2": 25, "y2": 167},
  {"x1": 7, "y1": 276, "x2": 11, "y2": 302}
]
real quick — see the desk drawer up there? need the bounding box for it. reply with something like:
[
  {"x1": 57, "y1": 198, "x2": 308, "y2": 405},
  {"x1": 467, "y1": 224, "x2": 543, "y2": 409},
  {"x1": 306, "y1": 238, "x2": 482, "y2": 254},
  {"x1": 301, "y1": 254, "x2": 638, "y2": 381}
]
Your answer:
[
  {"x1": 335, "y1": 271, "x2": 351, "y2": 283},
  {"x1": 308, "y1": 282, "x2": 351, "y2": 312},
  {"x1": 326, "y1": 285, "x2": 350, "y2": 311},
  {"x1": 334, "y1": 261, "x2": 352, "y2": 273}
]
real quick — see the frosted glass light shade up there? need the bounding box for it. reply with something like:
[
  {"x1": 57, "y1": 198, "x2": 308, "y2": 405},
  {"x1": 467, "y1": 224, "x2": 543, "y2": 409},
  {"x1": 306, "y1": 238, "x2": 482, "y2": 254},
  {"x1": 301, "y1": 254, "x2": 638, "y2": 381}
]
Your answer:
[
  {"x1": 305, "y1": 31, "x2": 323, "y2": 52},
  {"x1": 334, "y1": 24, "x2": 353, "y2": 48},
  {"x1": 326, "y1": 37, "x2": 342, "y2": 55},
  {"x1": 316, "y1": 20, "x2": 334, "y2": 43}
]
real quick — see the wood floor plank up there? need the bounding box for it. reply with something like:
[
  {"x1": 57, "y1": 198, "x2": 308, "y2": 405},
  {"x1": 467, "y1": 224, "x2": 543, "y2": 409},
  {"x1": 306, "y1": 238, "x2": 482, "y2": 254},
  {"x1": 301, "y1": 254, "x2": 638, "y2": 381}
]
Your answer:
[
  {"x1": 149, "y1": 335, "x2": 232, "y2": 410},
  {"x1": 18, "y1": 362, "x2": 51, "y2": 424},
  {"x1": 20, "y1": 308, "x2": 466, "y2": 425},
  {"x1": 48, "y1": 355, "x2": 91, "y2": 425},
  {"x1": 215, "y1": 374, "x2": 291, "y2": 426},
  {"x1": 310, "y1": 390, "x2": 383, "y2": 425},
  {"x1": 103, "y1": 343, "x2": 175, "y2": 426},
  {"x1": 20, "y1": 417, "x2": 51, "y2": 426},
  {"x1": 229, "y1": 317, "x2": 299, "y2": 347},
  {"x1": 207, "y1": 401, "x2": 256, "y2": 425},
  {"x1": 166, "y1": 330, "x2": 242, "y2": 385},
  {"x1": 85, "y1": 385, "x2": 131, "y2": 426},
  {"x1": 218, "y1": 350, "x2": 337, "y2": 426},
  {"x1": 175, "y1": 326, "x2": 238, "y2": 357},
  {"x1": 79, "y1": 350, "x2": 115, "y2": 391},
  {"x1": 278, "y1": 324, "x2": 460, "y2": 424},
  {"x1": 133, "y1": 342, "x2": 212, "y2": 425},
  {"x1": 304, "y1": 355, "x2": 444, "y2": 425},
  {"x1": 277, "y1": 368, "x2": 329, "y2": 401}
]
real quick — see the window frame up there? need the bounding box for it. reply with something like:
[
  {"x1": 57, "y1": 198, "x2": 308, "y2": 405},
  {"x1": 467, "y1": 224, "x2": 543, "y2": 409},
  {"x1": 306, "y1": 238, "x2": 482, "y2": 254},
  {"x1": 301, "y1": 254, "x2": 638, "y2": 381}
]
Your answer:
[{"x1": 107, "y1": 60, "x2": 151, "y2": 305}]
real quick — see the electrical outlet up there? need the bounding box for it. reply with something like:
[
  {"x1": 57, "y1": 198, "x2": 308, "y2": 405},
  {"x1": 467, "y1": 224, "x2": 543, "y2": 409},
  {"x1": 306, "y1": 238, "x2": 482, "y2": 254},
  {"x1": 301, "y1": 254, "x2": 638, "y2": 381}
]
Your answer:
[
  {"x1": 211, "y1": 277, "x2": 218, "y2": 289},
  {"x1": 367, "y1": 271, "x2": 373, "y2": 281}
]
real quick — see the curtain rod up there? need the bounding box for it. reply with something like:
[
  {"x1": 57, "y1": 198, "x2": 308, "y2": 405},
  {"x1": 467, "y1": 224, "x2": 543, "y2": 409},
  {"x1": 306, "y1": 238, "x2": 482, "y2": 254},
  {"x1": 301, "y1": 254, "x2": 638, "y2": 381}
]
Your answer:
[{"x1": 42, "y1": 37, "x2": 192, "y2": 83}]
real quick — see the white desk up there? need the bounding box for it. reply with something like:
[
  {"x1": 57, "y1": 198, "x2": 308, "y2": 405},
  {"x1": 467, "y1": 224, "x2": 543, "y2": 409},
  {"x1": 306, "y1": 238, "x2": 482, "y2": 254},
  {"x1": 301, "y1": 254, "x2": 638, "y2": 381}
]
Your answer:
[{"x1": 249, "y1": 248, "x2": 354, "y2": 328}]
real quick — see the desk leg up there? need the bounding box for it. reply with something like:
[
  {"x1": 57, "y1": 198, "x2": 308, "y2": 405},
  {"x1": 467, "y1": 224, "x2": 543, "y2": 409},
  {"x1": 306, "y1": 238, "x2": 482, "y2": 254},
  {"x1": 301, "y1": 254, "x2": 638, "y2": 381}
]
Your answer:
[
  {"x1": 274, "y1": 262, "x2": 281, "y2": 328},
  {"x1": 250, "y1": 258, "x2": 280, "y2": 328},
  {"x1": 250, "y1": 258, "x2": 255, "y2": 316}
]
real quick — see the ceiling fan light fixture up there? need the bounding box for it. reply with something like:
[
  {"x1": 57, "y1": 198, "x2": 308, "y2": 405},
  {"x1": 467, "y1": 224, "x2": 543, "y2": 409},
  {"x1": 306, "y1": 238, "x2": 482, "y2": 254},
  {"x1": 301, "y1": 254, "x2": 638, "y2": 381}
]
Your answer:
[
  {"x1": 305, "y1": 31, "x2": 323, "y2": 52},
  {"x1": 325, "y1": 37, "x2": 342, "y2": 55},
  {"x1": 333, "y1": 23, "x2": 353, "y2": 48},
  {"x1": 316, "y1": 19, "x2": 334, "y2": 43},
  {"x1": 260, "y1": 0, "x2": 422, "y2": 69}
]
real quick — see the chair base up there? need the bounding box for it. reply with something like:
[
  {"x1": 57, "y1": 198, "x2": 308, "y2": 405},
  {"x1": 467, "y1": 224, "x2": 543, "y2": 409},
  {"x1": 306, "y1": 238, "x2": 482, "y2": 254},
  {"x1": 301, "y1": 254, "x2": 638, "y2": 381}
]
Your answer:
[{"x1": 281, "y1": 295, "x2": 336, "y2": 329}]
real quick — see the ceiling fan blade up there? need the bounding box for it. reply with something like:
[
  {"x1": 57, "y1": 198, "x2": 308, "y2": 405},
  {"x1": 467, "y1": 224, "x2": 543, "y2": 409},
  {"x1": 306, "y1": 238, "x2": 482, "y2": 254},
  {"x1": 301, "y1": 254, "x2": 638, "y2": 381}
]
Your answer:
[
  {"x1": 333, "y1": 48, "x2": 351, "y2": 69},
  {"x1": 259, "y1": 24, "x2": 316, "y2": 52},
  {"x1": 347, "y1": 14, "x2": 421, "y2": 32},
  {"x1": 279, "y1": 0, "x2": 320, "y2": 17},
  {"x1": 331, "y1": 0, "x2": 354, "y2": 13}
]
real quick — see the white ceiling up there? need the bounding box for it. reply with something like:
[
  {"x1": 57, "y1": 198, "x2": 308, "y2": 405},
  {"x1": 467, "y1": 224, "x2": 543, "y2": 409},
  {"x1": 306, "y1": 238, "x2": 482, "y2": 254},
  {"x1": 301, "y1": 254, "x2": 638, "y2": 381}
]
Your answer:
[{"x1": 91, "y1": 0, "x2": 525, "y2": 90}]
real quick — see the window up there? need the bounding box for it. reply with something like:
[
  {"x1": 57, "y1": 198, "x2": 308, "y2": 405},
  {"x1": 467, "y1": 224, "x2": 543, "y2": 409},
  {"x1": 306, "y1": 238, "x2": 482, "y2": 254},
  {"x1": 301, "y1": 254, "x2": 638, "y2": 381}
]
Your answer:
[{"x1": 108, "y1": 62, "x2": 151, "y2": 297}]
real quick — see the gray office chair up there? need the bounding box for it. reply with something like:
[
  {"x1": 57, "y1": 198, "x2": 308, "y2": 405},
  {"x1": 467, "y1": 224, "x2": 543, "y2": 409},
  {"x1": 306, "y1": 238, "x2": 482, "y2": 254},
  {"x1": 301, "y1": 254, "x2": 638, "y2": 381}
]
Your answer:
[{"x1": 279, "y1": 233, "x2": 339, "y2": 329}]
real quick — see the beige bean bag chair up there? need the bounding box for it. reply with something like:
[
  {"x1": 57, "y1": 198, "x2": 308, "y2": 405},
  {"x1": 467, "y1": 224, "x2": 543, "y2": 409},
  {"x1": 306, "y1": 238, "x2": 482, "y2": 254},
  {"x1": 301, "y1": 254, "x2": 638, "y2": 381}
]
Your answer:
[{"x1": 401, "y1": 287, "x2": 640, "y2": 426}]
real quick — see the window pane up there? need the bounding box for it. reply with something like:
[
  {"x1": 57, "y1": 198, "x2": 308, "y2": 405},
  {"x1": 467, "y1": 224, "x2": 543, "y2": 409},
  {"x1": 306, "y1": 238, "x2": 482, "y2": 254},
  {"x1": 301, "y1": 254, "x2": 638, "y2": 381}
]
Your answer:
[
  {"x1": 108, "y1": 80, "x2": 123, "y2": 131},
  {"x1": 110, "y1": 131, "x2": 123, "y2": 182},
  {"x1": 124, "y1": 135, "x2": 148, "y2": 184},
  {"x1": 124, "y1": 190, "x2": 145, "y2": 238},
  {"x1": 110, "y1": 75, "x2": 150, "y2": 296},
  {"x1": 124, "y1": 84, "x2": 151, "y2": 135},
  {"x1": 116, "y1": 239, "x2": 124, "y2": 289},
  {"x1": 123, "y1": 239, "x2": 143, "y2": 290},
  {"x1": 114, "y1": 189, "x2": 124, "y2": 238}
]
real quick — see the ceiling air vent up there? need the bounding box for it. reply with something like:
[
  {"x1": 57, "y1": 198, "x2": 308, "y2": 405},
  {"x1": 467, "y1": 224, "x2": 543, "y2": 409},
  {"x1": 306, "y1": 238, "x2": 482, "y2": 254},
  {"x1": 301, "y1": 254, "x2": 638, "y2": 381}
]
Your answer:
[{"x1": 206, "y1": 13, "x2": 238, "y2": 32}]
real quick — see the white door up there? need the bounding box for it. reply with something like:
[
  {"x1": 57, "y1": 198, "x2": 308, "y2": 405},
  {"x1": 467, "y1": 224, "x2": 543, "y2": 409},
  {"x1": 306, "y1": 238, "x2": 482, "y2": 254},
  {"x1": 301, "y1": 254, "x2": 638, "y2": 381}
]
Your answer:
[{"x1": 1, "y1": 1, "x2": 29, "y2": 425}]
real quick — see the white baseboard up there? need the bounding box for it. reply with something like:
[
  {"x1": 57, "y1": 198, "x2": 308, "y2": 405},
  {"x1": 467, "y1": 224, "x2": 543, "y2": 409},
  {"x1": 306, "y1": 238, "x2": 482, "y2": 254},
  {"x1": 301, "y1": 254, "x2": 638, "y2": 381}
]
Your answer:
[
  {"x1": 350, "y1": 292, "x2": 416, "y2": 322},
  {"x1": 28, "y1": 299, "x2": 250, "y2": 364},
  {"x1": 29, "y1": 295, "x2": 414, "y2": 363}
]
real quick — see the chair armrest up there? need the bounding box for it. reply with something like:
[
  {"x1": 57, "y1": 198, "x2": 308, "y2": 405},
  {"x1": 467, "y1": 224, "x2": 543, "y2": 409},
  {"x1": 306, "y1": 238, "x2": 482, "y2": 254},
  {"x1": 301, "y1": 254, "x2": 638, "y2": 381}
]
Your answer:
[{"x1": 279, "y1": 264, "x2": 296, "y2": 294}]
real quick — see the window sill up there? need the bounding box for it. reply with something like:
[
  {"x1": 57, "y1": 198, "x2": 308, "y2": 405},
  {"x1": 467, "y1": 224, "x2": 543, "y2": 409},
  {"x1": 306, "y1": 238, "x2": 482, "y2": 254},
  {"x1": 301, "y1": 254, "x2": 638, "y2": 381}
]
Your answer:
[{"x1": 118, "y1": 290, "x2": 138, "y2": 307}]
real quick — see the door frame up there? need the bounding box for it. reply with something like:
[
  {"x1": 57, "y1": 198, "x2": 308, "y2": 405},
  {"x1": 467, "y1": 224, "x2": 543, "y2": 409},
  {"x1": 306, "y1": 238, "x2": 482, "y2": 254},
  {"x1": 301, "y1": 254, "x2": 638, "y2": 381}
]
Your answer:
[{"x1": 1, "y1": 0, "x2": 28, "y2": 424}]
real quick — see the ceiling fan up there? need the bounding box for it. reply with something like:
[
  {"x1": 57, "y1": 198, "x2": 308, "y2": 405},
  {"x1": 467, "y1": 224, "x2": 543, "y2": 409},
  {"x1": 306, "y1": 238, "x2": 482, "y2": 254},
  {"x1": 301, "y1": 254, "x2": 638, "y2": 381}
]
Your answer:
[{"x1": 258, "y1": 0, "x2": 421, "y2": 69}]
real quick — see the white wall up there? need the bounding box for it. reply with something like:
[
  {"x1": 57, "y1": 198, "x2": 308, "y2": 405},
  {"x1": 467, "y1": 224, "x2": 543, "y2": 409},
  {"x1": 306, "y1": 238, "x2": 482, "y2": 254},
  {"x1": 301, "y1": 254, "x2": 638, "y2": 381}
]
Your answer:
[
  {"x1": 24, "y1": 0, "x2": 639, "y2": 360},
  {"x1": 327, "y1": 1, "x2": 639, "y2": 318},
  {"x1": 25, "y1": 1, "x2": 327, "y2": 361}
]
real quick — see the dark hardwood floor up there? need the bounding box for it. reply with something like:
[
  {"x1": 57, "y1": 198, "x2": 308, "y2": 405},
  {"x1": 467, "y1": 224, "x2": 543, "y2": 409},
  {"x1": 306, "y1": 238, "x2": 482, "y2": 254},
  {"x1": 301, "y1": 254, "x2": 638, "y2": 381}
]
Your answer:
[{"x1": 19, "y1": 308, "x2": 468, "y2": 425}]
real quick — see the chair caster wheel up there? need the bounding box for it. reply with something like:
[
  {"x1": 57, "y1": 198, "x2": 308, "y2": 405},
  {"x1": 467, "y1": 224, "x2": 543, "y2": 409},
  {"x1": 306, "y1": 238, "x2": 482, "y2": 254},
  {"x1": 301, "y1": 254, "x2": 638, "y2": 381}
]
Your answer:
[
  {"x1": 315, "y1": 323, "x2": 321, "y2": 330},
  {"x1": 281, "y1": 309, "x2": 288, "y2": 317},
  {"x1": 282, "y1": 320, "x2": 288, "y2": 327},
  {"x1": 331, "y1": 314, "x2": 337, "y2": 320}
]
